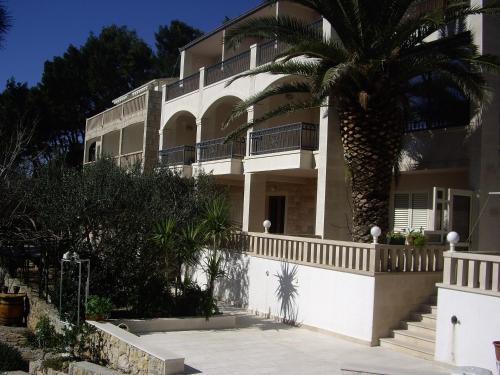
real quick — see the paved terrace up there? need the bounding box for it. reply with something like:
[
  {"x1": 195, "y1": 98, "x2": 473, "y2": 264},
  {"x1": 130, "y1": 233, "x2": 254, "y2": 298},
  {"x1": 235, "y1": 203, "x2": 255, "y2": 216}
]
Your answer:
[{"x1": 138, "y1": 312, "x2": 450, "y2": 375}]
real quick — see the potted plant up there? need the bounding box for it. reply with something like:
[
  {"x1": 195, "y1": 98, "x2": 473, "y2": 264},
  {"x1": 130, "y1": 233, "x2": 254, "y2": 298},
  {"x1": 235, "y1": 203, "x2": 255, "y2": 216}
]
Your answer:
[
  {"x1": 386, "y1": 231, "x2": 406, "y2": 245},
  {"x1": 406, "y1": 229, "x2": 426, "y2": 248},
  {"x1": 86, "y1": 296, "x2": 113, "y2": 321},
  {"x1": 493, "y1": 341, "x2": 500, "y2": 362}
]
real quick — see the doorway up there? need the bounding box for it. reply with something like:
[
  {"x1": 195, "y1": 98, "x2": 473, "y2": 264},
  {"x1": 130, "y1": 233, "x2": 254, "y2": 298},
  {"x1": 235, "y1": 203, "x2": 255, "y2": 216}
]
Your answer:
[{"x1": 268, "y1": 196, "x2": 286, "y2": 234}]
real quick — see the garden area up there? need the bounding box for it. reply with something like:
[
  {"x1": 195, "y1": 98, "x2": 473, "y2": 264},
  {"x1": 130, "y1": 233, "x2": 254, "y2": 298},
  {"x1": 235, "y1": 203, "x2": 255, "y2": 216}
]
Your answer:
[{"x1": 0, "y1": 158, "x2": 237, "y2": 372}]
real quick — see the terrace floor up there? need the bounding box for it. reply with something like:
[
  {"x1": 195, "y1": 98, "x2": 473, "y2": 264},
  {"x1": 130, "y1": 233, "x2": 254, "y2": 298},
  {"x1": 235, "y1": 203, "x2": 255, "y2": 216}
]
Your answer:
[{"x1": 138, "y1": 312, "x2": 450, "y2": 375}]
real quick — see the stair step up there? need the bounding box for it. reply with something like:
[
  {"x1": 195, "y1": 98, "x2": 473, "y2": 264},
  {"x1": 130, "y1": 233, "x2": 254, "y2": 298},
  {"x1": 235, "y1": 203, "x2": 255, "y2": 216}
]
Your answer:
[
  {"x1": 379, "y1": 338, "x2": 434, "y2": 361},
  {"x1": 403, "y1": 320, "x2": 436, "y2": 335},
  {"x1": 411, "y1": 312, "x2": 437, "y2": 325},
  {"x1": 393, "y1": 329, "x2": 435, "y2": 351},
  {"x1": 420, "y1": 304, "x2": 438, "y2": 315}
]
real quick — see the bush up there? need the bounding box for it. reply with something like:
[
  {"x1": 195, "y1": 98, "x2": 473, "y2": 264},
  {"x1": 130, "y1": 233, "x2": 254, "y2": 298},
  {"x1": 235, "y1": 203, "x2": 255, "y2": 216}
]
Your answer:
[
  {"x1": 86, "y1": 295, "x2": 113, "y2": 319},
  {"x1": 386, "y1": 231, "x2": 406, "y2": 245},
  {"x1": 0, "y1": 342, "x2": 27, "y2": 371}
]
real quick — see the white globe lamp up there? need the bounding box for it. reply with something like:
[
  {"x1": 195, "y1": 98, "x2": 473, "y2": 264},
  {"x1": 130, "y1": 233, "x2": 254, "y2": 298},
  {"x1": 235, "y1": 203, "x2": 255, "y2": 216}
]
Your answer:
[
  {"x1": 263, "y1": 220, "x2": 271, "y2": 234},
  {"x1": 370, "y1": 226, "x2": 382, "y2": 244},
  {"x1": 446, "y1": 231, "x2": 460, "y2": 252}
]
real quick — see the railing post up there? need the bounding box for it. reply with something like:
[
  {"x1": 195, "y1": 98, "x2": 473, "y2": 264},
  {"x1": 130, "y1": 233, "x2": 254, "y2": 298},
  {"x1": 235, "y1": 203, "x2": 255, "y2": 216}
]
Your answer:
[
  {"x1": 369, "y1": 245, "x2": 381, "y2": 273},
  {"x1": 250, "y1": 43, "x2": 258, "y2": 69},
  {"x1": 199, "y1": 67, "x2": 205, "y2": 90}
]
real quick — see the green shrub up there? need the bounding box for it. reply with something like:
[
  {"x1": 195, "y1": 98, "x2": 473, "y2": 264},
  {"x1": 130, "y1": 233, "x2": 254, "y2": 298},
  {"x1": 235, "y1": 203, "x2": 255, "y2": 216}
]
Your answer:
[
  {"x1": 86, "y1": 295, "x2": 113, "y2": 319},
  {"x1": 0, "y1": 342, "x2": 27, "y2": 371},
  {"x1": 386, "y1": 231, "x2": 406, "y2": 245},
  {"x1": 42, "y1": 356, "x2": 69, "y2": 372}
]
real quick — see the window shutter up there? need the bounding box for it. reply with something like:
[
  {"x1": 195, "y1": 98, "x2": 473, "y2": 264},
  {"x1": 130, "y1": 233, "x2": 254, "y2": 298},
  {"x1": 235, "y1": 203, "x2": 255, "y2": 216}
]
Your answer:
[
  {"x1": 411, "y1": 192, "x2": 429, "y2": 230},
  {"x1": 393, "y1": 193, "x2": 410, "y2": 231}
]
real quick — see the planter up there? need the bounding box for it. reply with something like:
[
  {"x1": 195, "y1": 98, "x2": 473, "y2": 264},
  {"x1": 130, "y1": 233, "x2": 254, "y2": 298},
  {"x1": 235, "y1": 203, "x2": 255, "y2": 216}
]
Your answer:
[
  {"x1": 0, "y1": 293, "x2": 25, "y2": 326},
  {"x1": 494, "y1": 341, "x2": 500, "y2": 361},
  {"x1": 86, "y1": 314, "x2": 105, "y2": 322},
  {"x1": 13, "y1": 286, "x2": 20, "y2": 294}
]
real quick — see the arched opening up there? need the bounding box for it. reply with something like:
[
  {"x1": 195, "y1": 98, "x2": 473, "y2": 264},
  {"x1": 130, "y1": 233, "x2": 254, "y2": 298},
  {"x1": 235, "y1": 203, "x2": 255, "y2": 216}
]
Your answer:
[
  {"x1": 198, "y1": 96, "x2": 246, "y2": 162},
  {"x1": 161, "y1": 111, "x2": 197, "y2": 166}
]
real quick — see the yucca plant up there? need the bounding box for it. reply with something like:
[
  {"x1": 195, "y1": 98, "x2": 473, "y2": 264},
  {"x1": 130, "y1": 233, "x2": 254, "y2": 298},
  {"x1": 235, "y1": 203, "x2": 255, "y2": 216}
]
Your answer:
[
  {"x1": 151, "y1": 217, "x2": 177, "y2": 292},
  {"x1": 178, "y1": 223, "x2": 206, "y2": 289},
  {"x1": 224, "y1": 0, "x2": 500, "y2": 241},
  {"x1": 202, "y1": 196, "x2": 235, "y2": 316}
]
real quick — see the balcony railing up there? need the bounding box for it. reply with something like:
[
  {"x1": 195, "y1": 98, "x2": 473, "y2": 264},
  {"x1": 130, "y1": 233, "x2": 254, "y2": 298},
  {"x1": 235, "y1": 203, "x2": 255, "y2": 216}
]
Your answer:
[
  {"x1": 86, "y1": 94, "x2": 146, "y2": 132},
  {"x1": 250, "y1": 123, "x2": 319, "y2": 155},
  {"x1": 165, "y1": 72, "x2": 200, "y2": 101},
  {"x1": 159, "y1": 145, "x2": 195, "y2": 166},
  {"x1": 205, "y1": 51, "x2": 251, "y2": 86},
  {"x1": 257, "y1": 40, "x2": 289, "y2": 66},
  {"x1": 405, "y1": 120, "x2": 464, "y2": 132},
  {"x1": 196, "y1": 137, "x2": 246, "y2": 162}
]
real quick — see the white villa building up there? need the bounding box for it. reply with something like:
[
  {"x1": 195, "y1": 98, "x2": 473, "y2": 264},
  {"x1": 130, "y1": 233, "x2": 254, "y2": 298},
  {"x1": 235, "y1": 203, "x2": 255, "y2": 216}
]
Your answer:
[{"x1": 84, "y1": 1, "x2": 500, "y2": 372}]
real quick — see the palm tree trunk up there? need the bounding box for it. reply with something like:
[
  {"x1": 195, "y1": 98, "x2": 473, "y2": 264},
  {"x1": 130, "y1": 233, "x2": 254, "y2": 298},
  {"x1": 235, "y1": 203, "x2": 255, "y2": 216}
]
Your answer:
[{"x1": 338, "y1": 101, "x2": 403, "y2": 242}]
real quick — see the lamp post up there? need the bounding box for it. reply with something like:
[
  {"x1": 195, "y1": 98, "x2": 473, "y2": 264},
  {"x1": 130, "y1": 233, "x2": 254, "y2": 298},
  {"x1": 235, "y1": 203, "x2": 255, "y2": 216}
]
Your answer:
[
  {"x1": 59, "y1": 251, "x2": 90, "y2": 326},
  {"x1": 446, "y1": 231, "x2": 460, "y2": 252},
  {"x1": 263, "y1": 220, "x2": 271, "y2": 234},
  {"x1": 370, "y1": 226, "x2": 382, "y2": 244}
]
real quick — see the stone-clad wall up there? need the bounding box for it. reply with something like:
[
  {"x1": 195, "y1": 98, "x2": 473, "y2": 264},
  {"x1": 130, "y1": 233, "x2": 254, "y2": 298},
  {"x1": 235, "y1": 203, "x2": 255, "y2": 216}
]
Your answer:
[
  {"x1": 4, "y1": 274, "x2": 63, "y2": 333},
  {"x1": 88, "y1": 321, "x2": 184, "y2": 375}
]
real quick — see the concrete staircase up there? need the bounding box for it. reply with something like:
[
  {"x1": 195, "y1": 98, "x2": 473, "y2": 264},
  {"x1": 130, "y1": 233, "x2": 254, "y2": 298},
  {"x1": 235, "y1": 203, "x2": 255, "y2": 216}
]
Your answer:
[{"x1": 379, "y1": 295, "x2": 438, "y2": 360}]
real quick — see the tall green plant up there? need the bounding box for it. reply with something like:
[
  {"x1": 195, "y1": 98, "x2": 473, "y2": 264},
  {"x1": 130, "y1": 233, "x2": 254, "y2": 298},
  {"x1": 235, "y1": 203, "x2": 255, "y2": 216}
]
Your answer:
[
  {"x1": 224, "y1": 0, "x2": 500, "y2": 241},
  {"x1": 178, "y1": 223, "x2": 206, "y2": 287},
  {"x1": 151, "y1": 217, "x2": 177, "y2": 294},
  {"x1": 202, "y1": 196, "x2": 234, "y2": 316}
]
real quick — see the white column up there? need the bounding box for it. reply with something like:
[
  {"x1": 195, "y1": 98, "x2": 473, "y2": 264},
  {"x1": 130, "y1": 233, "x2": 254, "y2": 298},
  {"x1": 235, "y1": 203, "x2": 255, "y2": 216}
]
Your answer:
[
  {"x1": 180, "y1": 50, "x2": 186, "y2": 79},
  {"x1": 314, "y1": 100, "x2": 352, "y2": 240},
  {"x1": 250, "y1": 43, "x2": 258, "y2": 69}
]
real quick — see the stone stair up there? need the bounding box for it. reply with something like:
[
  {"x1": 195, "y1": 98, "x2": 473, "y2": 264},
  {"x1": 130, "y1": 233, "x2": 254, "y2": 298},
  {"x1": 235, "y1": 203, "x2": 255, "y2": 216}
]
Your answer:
[{"x1": 379, "y1": 296, "x2": 438, "y2": 360}]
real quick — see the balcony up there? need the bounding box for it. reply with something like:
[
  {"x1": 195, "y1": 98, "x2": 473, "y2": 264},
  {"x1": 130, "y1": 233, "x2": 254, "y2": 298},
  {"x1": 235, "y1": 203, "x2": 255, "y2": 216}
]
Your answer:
[
  {"x1": 405, "y1": 120, "x2": 465, "y2": 133},
  {"x1": 165, "y1": 72, "x2": 200, "y2": 101},
  {"x1": 244, "y1": 123, "x2": 319, "y2": 173},
  {"x1": 205, "y1": 51, "x2": 251, "y2": 86},
  {"x1": 194, "y1": 137, "x2": 245, "y2": 176},
  {"x1": 159, "y1": 145, "x2": 195, "y2": 176}
]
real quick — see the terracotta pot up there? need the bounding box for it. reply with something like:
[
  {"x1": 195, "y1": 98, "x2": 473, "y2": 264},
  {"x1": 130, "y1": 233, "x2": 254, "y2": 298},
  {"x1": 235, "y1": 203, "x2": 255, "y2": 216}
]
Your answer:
[
  {"x1": 0, "y1": 293, "x2": 25, "y2": 326},
  {"x1": 493, "y1": 341, "x2": 500, "y2": 361},
  {"x1": 86, "y1": 314, "x2": 105, "y2": 322}
]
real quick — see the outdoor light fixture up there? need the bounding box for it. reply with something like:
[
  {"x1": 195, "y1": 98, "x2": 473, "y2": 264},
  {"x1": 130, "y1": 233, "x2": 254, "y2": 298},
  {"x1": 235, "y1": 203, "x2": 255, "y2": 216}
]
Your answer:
[
  {"x1": 59, "y1": 252, "x2": 90, "y2": 326},
  {"x1": 263, "y1": 220, "x2": 271, "y2": 234},
  {"x1": 446, "y1": 231, "x2": 460, "y2": 252},
  {"x1": 370, "y1": 226, "x2": 382, "y2": 244}
]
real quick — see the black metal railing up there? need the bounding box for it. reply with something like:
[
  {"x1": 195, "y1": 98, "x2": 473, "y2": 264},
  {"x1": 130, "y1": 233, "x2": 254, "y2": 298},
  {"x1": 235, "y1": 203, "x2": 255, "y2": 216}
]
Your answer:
[
  {"x1": 205, "y1": 51, "x2": 251, "y2": 86},
  {"x1": 250, "y1": 122, "x2": 319, "y2": 155},
  {"x1": 257, "y1": 18, "x2": 322, "y2": 66},
  {"x1": 196, "y1": 137, "x2": 246, "y2": 162},
  {"x1": 165, "y1": 72, "x2": 200, "y2": 101},
  {"x1": 257, "y1": 40, "x2": 289, "y2": 66},
  {"x1": 405, "y1": 120, "x2": 464, "y2": 133},
  {"x1": 159, "y1": 145, "x2": 196, "y2": 166}
]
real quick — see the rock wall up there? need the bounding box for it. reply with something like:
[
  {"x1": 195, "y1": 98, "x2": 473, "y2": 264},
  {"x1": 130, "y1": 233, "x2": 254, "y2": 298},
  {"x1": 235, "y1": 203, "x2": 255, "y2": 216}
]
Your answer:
[{"x1": 4, "y1": 274, "x2": 63, "y2": 333}]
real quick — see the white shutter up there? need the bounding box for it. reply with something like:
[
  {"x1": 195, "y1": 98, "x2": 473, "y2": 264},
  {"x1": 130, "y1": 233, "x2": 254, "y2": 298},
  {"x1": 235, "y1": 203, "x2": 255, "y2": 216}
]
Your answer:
[
  {"x1": 393, "y1": 193, "x2": 410, "y2": 231},
  {"x1": 411, "y1": 192, "x2": 429, "y2": 230}
]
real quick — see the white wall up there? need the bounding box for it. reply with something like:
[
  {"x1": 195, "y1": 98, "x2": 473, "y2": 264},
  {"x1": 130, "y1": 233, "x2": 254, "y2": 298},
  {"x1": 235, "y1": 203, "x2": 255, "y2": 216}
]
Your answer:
[
  {"x1": 435, "y1": 287, "x2": 500, "y2": 373},
  {"x1": 192, "y1": 251, "x2": 376, "y2": 344}
]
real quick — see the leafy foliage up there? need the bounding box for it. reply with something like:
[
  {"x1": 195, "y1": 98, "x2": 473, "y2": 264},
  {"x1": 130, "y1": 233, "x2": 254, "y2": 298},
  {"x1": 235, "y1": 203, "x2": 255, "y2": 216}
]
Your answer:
[
  {"x1": 86, "y1": 296, "x2": 113, "y2": 318},
  {"x1": 0, "y1": 342, "x2": 26, "y2": 371},
  {"x1": 0, "y1": 2, "x2": 10, "y2": 48}
]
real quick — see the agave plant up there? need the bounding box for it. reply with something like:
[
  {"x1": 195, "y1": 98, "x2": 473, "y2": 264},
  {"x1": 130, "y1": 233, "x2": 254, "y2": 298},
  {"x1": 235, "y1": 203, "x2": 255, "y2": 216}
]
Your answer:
[{"x1": 224, "y1": 0, "x2": 500, "y2": 241}]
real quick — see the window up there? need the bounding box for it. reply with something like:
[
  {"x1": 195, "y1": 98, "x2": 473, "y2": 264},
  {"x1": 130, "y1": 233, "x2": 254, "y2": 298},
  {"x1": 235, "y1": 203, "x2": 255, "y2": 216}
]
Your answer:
[{"x1": 393, "y1": 192, "x2": 429, "y2": 232}]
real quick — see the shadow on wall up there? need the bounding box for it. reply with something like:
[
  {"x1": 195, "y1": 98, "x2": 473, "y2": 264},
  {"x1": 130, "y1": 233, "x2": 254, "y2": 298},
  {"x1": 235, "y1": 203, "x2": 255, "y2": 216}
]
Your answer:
[
  {"x1": 275, "y1": 261, "x2": 300, "y2": 326},
  {"x1": 216, "y1": 252, "x2": 250, "y2": 308}
]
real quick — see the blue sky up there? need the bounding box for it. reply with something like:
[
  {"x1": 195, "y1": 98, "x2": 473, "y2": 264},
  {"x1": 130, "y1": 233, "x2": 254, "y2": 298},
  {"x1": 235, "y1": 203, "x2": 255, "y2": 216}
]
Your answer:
[{"x1": 0, "y1": 0, "x2": 260, "y2": 87}]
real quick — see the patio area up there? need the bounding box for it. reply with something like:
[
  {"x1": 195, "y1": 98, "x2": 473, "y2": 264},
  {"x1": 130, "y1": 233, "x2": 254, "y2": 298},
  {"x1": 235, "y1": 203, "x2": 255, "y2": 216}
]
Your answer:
[{"x1": 138, "y1": 312, "x2": 450, "y2": 375}]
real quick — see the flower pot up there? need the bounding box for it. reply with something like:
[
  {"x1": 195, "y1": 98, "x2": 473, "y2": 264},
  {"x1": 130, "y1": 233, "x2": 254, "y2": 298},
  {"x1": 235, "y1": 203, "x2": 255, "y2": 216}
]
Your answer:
[
  {"x1": 493, "y1": 341, "x2": 500, "y2": 361},
  {"x1": 86, "y1": 314, "x2": 105, "y2": 322},
  {"x1": 0, "y1": 293, "x2": 25, "y2": 326}
]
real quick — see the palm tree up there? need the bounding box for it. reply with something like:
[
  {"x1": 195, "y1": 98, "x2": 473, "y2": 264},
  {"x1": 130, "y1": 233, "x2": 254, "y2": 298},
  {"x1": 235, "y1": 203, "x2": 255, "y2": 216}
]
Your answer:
[
  {"x1": 178, "y1": 223, "x2": 206, "y2": 288},
  {"x1": 224, "y1": 0, "x2": 500, "y2": 241},
  {"x1": 0, "y1": 3, "x2": 11, "y2": 48}
]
